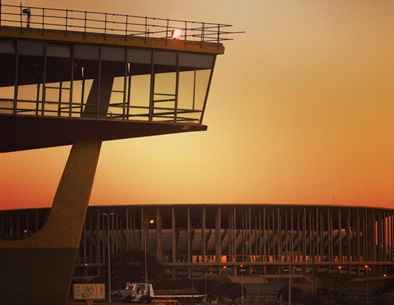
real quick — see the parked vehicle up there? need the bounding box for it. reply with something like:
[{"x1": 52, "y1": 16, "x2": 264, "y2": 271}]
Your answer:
[{"x1": 112, "y1": 282, "x2": 205, "y2": 304}]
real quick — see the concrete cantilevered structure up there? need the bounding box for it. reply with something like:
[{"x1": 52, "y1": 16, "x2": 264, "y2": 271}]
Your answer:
[{"x1": 0, "y1": 3, "x2": 238, "y2": 304}]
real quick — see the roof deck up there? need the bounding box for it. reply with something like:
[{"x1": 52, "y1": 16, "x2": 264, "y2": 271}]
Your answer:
[
  {"x1": 0, "y1": 3, "x2": 238, "y2": 54},
  {"x1": 0, "y1": 3, "x2": 240, "y2": 152}
]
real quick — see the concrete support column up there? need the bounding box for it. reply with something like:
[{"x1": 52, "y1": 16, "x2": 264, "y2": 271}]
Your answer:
[
  {"x1": 232, "y1": 208, "x2": 237, "y2": 276},
  {"x1": 187, "y1": 207, "x2": 192, "y2": 279},
  {"x1": 357, "y1": 208, "x2": 361, "y2": 262},
  {"x1": 389, "y1": 212, "x2": 394, "y2": 261},
  {"x1": 202, "y1": 207, "x2": 206, "y2": 262},
  {"x1": 339, "y1": 208, "x2": 342, "y2": 262},
  {"x1": 171, "y1": 207, "x2": 176, "y2": 279},
  {"x1": 263, "y1": 207, "x2": 267, "y2": 273},
  {"x1": 215, "y1": 207, "x2": 222, "y2": 265},
  {"x1": 0, "y1": 73, "x2": 113, "y2": 305},
  {"x1": 156, "y1": 208, "x2": 162, "y2": 262},
  {"x1": 0, "y1": 140, "x2": 102, "y2": 305},
  {"x1": 140, "y1": 208, "x2": 144, "y2": 250}
]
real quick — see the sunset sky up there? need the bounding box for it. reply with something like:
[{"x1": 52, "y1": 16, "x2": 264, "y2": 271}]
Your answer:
[{"x1": 1, "y1": 0, "x2": 394, "y2": 210}]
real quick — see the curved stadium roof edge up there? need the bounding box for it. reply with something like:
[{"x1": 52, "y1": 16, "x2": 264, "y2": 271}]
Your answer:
[{"x1": 2, "y1": 203, "x2": 394, "y2": 213}]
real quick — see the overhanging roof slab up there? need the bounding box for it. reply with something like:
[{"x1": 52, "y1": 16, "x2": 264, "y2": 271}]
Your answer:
[{"x1": 0, "y1": 114, "x2": 207, "y2": 152}]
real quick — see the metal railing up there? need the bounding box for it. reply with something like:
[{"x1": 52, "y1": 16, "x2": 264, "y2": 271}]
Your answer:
[
  {"x1": 0, "y1": 2, "x2": 241, "y2": 45},
  {"x1": 0, "y1": 97, "x2": 203, "y2": 124}
]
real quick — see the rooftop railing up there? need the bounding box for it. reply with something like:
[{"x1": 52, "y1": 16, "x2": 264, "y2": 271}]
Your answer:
[{"x1": 0, "y1": 2, "x2": 241, "y2": 45}]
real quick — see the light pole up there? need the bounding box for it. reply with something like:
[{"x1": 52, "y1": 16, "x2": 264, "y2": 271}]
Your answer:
[
  {"x1": 240, "y1": 264, "x2": 244, "y2": 305},
  {"x1": 288, "y1": 244, "x2": 293, "y2": 305},
  {"x1": 103, "y1": 212, "x2": 115, "y2": 304},
  {"x1": 364, "y1": 265, "x2": 369, "y2": 305},
  {"x1": 288, "y1": 262, "x2": 292, "y2": 305},
  {"x1": 144, "y1": 218, "x2": 155, "y2": 283},
  {"x1": 288, "y1": 212, "x2": 294, "y2": 305},
  {"x1": 204, "y1": 271, "x2": 207, "y2": 302}
]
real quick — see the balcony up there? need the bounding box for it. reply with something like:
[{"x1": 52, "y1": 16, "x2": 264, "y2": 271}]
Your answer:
[{"x1": 0, "y1": 3, "x2": 240, "y2": 152}]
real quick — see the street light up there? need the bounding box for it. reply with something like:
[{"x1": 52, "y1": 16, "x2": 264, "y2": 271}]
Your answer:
[
  {"x1": 364, "y1": 264, "x2": 370, "y2": 305},
  {"x1": 20, "y1": 2, "x2": 31, "y2": 28},
  {"x1": 144, "y1": 218, "x2": 155, "y2": 283},
  {"x1": 288, "y1": 261, "x2": 292, "y2": 305},
  {"x1": 240, "y1": 264, "x2": 245, "y2": 305},
  {"x1": 288, "y1": 235, "x2": 294, "y2": 305},
  {"x1": 204, "y1": 271, "x2": 208, "y2": 302},
  {"x1": 103, "y1": 212, "x2": 116, "y2": 304}
]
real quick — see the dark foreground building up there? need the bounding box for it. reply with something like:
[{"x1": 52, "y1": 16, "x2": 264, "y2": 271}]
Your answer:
[{"x1": 1, "y1": 204, "x2": 394, "y2": 280}]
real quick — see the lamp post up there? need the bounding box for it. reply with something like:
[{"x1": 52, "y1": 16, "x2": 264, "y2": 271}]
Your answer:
[
  {"x1": 288, "y1": 243, "x2": 293, "y2": 305},
  {"x1": 240, "y1": 264, "x2": 245, "y2": 305},
  {"x1": 103, "y1": 212, "x2": 115, "y2": 304},
  {"x1": 364, "y1": 265, "x2": 370, "y2": 305},
  {"x1": 20, "y1": 2, "x2": 31, "y2": 28},
  {"x1": 204, "y1": 271, "x2": 207, "y2": 302},
  {"x1": 288, "y1": 262, "x2": 292, "y2": 305},
  {"x1": 144, "y1": 218, "x2": 155, "y2": 283}
]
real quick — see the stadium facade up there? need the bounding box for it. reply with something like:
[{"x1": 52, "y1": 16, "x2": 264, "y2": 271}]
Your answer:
[{"x1": 1, "y1": 204, "x2": 393, "y2": 279}]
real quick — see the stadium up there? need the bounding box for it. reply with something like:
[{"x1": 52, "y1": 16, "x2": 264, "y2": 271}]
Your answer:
[{"x1": 1, "y1": 204, "x2": 393, "y2": 279}]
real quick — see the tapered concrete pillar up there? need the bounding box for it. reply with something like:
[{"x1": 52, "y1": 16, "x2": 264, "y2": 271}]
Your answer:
[
  {"x1": 0, "y1": 140, "x2": 102, "y2": 305},
  {"x1": 0, "y1": 75, "x2": 113, "y2": 305}
]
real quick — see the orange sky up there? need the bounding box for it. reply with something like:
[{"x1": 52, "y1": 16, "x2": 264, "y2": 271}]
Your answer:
[{"x1": 1, "y1": 0, "x2": 394, "y2": 210}]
